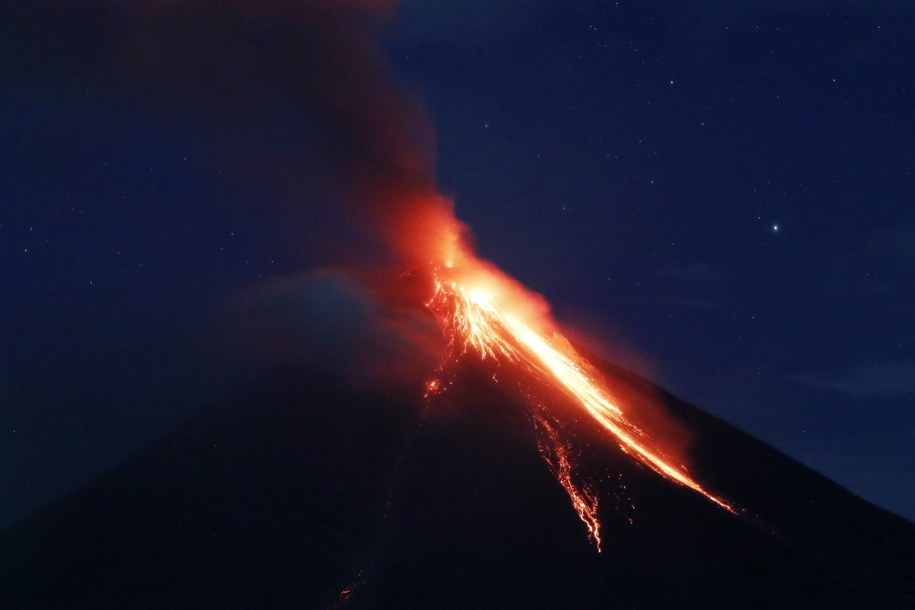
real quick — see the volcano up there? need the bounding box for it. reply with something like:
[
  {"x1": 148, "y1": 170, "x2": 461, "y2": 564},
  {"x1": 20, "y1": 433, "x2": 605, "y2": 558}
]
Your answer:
[{"x1": 1, "y1": 354, "x2": 913, "y2": 609}]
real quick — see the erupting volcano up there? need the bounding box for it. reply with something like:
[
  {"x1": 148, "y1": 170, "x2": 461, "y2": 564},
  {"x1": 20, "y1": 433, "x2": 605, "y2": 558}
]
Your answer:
[
  {"x1": 220, "y1": 0, "x2": 740, "y2": 541},
  {"x1": 3, "y1": 1, "x2": 915, "y2": 608}
]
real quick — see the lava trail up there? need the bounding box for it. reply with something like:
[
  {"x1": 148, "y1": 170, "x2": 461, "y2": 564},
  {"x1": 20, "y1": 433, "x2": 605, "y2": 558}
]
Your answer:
[{"x1": 535, "y1": 415, "x2": 603, "y2": 551}]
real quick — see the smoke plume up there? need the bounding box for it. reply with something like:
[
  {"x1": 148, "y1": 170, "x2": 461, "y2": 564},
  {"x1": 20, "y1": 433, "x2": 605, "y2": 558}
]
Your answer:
[{"x1": 115, "y1": 0, "x2": 462, "y2": 271}]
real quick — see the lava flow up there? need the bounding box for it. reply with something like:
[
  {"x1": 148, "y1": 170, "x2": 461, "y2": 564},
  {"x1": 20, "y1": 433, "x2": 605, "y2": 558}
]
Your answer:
[
  {"x1": 423, "y1": 249, "x2": 736, "y2": 548},
  {"x1": 535, "y1": 415, "x2": 603, "y2": 551}
]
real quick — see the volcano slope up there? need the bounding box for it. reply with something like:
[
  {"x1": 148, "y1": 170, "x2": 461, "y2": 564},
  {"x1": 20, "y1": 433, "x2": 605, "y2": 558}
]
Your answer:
[{"x1": 1, "y1": 359, "x2": 913, "y2": 609}]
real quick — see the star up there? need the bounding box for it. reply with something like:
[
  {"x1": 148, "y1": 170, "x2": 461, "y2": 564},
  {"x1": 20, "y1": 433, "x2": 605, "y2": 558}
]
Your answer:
[{"x1": 772, "y1": 224, "x2": 780, "y2": 233}]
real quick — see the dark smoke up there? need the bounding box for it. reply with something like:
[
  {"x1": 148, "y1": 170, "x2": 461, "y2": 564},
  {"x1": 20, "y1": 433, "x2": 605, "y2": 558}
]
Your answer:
[
  {"x1": 118, "y1": 0, "x2": 460, "y2": 269},
  {"x1": 111, "y1": 2, "x2": 464, "y2": 380},
  {"x1": 1, "y1": 1, "x2": 459, "y2": 379}
]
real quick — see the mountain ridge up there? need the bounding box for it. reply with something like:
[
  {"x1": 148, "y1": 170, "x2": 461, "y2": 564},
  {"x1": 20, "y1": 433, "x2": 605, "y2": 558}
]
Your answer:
[{"x1": 2, "y1": 359, "x2": 913, "y2": 609}]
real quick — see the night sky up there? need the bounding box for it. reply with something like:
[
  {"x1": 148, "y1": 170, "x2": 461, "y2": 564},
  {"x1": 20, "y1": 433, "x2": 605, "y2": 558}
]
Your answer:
[{"x1": 2, "y1": 0, "x2": 914, "y2": 528}]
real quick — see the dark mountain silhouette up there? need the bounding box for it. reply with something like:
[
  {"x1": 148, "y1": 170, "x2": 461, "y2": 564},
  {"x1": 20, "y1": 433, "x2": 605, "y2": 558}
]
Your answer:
[{"x1": 1, "y1": 357, "x2": 913, "y2": 609}]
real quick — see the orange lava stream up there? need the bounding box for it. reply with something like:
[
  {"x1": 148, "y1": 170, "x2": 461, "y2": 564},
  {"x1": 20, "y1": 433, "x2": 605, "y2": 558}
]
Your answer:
[
  {"x1": 429, "y1": 275, "x2": 736, "y2": 517},
  {"x1": 536, "y1": 416, "x2": 603, "y2": 551}
]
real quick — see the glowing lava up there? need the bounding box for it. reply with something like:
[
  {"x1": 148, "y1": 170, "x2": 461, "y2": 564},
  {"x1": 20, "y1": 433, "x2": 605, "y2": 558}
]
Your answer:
[
  {"x1": 425, "y1": 255, "x2": 735, "y2": 547},
  {"x1": 535, "y1": 415, "x2": 603, "y2": 551}
]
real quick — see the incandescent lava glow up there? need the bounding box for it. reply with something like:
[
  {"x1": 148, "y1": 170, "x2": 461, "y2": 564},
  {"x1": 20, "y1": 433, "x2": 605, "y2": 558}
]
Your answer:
[{"x1": 424, "y1": 243, "x2": 735, "y2": 546}]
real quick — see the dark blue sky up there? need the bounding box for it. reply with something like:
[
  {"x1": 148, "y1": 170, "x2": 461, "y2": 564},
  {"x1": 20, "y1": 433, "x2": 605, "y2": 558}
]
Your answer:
[{"x1": 2, "y1": 1, "x2": 913, "y2": 525}]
